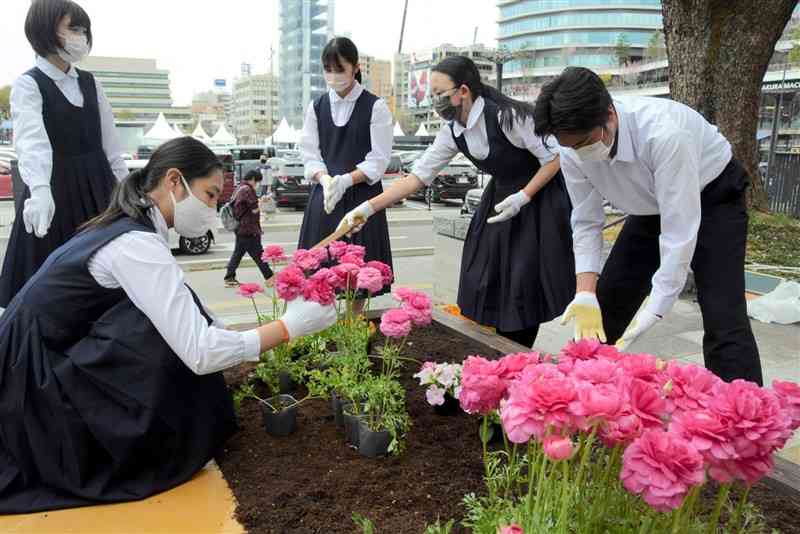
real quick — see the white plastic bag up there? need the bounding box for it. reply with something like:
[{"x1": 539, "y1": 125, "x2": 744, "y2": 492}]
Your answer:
[{"x1": 747, "y1": 281, "x2": 800, "y2": 325}]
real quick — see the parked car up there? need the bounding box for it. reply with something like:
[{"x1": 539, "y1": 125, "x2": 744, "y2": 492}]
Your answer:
[
  {"x1": 270, "y1": 157, "x2": 310, "y2": 209},
  {"x1": 461, "y1": 186, "x2": 485, "y2": 215},
  {"x1": 410, "y1": 153, "x2": 478, "y2": 203},
  {"x1": 126, "y1": 159, "x2": 216, "y2": 255}
]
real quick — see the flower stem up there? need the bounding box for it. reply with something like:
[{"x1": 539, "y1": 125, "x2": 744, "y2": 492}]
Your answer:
[
  {"x1": 707, "y1": 483, "x2": 731, "y2": 534},
  {"x1": 251, "y1": 297, "x2": 261, "y2": 326},
  {"x1": 731, "y1": 484, "x2": 750, "y2": 533}
]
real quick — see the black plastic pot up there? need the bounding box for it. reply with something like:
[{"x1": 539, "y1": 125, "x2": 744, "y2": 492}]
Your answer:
[
  {"x1": 433, "y1": 393, "x2": 460, "y2": 416},
  {"x1": 260, "y1": 394, "x2": 297, "y2": 437},
  {"x1": 343, "y1": 405, "x2": 364, "y2": 447},
  {"x1": 278, "y1": 371, "x2": 295, "y2": 394},
  {"x1": 331, "y1": 392, "x2": 350, "y2": 428},
  {"x1": 357, "y1": 420, "x2": 392, "y2": 458}
]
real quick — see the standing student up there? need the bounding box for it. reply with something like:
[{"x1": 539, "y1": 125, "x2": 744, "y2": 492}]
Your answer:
[
  {"x1": 533, "y1": 66, "x2": 762, "y2": 384},
  {"x1": 298, "y1": 37, "x2": 394, "y2": 294},
  {"x1": 224, "y1": 169, "x2": 274, "y2": 287},
  {"x1": 337, "y1": 56, "x2": 575, "y2": 348},
  {"x1": 0, "y1": 0, "x2": 127, "y2": 307},
  {"x1": 0, "y1": 137, "x2": 336, "y2": 513}
]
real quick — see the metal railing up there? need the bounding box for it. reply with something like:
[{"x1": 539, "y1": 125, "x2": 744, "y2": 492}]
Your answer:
[{"x1": 766, "y1": 153, "x2": 800, "y2": 217}]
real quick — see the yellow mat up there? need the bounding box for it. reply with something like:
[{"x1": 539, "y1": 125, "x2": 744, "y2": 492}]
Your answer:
[{"x1": 0, "y1": 461, "x2": 244, "y2": 534}]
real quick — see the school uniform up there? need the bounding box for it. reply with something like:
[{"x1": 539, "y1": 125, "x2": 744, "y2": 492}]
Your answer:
[
  {"x1": 413, "y1": 96, "x2": 575, "y2": 344},
  {"x1": 0, "y1": 208, "x2": 261, "y2": 513},
  {"x1": 560, "y1": 96, "x2": 762, "y2": 384},
  {"x1": 298, "y1": 81, "x2": 394, "y2": 294},
  {"x1": 0, "y1": 57, "x2": 127, "y2": 307}
]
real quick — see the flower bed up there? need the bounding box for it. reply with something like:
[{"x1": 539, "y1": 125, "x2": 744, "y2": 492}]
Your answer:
[{"x1": 218, "y1": 316, "x2": 800, "y2": 534}]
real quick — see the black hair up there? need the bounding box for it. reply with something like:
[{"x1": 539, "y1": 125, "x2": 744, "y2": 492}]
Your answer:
[
  {"x1": 431, "y1": 55, "x2": 534, "y2": 131},
  {"x1": 322, "y1": 37, "x2": 363, "y2": 84},
  {"x1": 244, "y1": 169, "x2": 262, "y2": 182},
  {"x1": 83, "y1": 137, "x2": 223, "y2": 230},
  {"x1": 533, "y1": 67, "x2": 613, "y2": 138},
  {"x1": 25, "y1": 0, "x2": 93, "y2": 59}
]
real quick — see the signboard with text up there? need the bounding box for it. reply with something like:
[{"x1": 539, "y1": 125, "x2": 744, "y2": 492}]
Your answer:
[{"x1": 407, "y1": 69, "x2": 431, "y2": 109}]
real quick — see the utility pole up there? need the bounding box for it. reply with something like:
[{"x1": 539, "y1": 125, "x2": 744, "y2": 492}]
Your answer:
[
  {"x1": 473, "y1": 26, "x2": 478, "y2": 45},
  {"x1": 398, "y1": 0, "x2": 409, "y2": 54}
]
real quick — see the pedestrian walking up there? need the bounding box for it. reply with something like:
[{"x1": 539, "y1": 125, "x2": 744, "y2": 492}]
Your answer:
[{"x1": 224, "y1": 170, "x2": 274, "y2": 287}]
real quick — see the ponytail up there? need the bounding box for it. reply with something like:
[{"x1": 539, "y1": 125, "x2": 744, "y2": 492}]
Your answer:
[
  {"x1": 432, "y1": 55, "x2": 535, "y2": 132},
  {"x1": 81, "y1": 137, "x2": 222, "y2": 231}
]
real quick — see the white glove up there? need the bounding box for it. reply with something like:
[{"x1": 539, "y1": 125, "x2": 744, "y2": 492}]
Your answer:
[
  {"x1": 561, "y1": 291, "x2": 607, "y2": 342},
  {"x1": 321, "y1": 173, "x2": 353, "y2": 214},
  {"x1": 279, "y1": 297, "x2": 337, "y2": 341},
  {"x1": 336, "y1": 200, "x2": 375, "y2": 235},
  {"x1": 23, "y1": 186, "x2": 56, "y2": 238},
  {"x1": 487, "y1": 190, "x2": 530, "y2": 224},
  {"x1": 616, "y1": 308, "x2": 661, "y2": 351}
]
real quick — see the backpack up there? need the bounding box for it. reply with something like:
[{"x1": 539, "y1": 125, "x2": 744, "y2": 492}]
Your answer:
[{"x1": 220, "y1": 186, "x2": 244, "y2": 232}]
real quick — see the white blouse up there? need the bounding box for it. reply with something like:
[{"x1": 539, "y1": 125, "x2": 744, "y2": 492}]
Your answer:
[
  {"x1": 300, "y1": 81, "x2": 394, "y2": 185},
  {"x1": 10, "y1": 56, "x2": 129, "y2": 190},
  {"x1": 87, "y1": 208, "x2": 262, "y2": 375},
  {"x1": 411, "y1": 96, "x2": 556, "y2": 186}
]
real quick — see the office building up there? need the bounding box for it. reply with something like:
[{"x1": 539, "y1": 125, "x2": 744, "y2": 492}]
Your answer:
[{"x1": 231, "y1": 73, "x2": 280, "y2": 145}]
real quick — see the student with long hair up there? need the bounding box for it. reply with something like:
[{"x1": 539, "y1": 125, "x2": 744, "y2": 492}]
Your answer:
[
  {"x1": 0, "y1": 137, "x2": 336, "y2": 513},
  {"x1": 336, "y1": 56, "x2": 575, "y2": 347},
  {"x1": 0, "y1": 0, "x2": 128, "y2": 306},
  {"x1": 299, "y1": 37, "x2": 394, "y2": 295}
]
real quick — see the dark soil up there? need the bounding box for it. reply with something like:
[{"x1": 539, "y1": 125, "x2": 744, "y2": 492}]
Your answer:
[{"x1": 218, "y1": 322, "x2": 800, "y2": 534}]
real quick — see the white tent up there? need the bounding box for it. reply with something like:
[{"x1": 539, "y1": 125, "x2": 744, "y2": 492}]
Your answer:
[
  {"x1": 393, "y1": 122, "x2": 405, "y2": 137},
  {"x1": 210, "y1": 123, "x2": 237, "y2": 145},
  {"x1": 191, "y1": 122, "x2": 211, "y2": 142},
  {"x1": 415, "y1": 123, "x2": 429, "y2": 136},
  {"x1": 271, "y1": 117, "x2": 298, "y2": 145},
  {"x1": 143, "y1": 113, "x2": 180, "y2": 144},
  {"x1": 172, "y1": 123, "x2": 185, "y2": 137}
]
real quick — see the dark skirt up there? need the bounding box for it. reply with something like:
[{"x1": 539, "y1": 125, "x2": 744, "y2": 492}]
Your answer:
[
  {"x1": 0, "y1": 298, "x2": 237, "y2": 514},
  {"x1": 0, "y1": 149, "x2": 116, "y2": 307},
  {"x1": 457, "y1": 173, "x2": 576, "y2": 331},
  {"x1": 298, "y1": 181, "x2": 393, "y2": 296}
]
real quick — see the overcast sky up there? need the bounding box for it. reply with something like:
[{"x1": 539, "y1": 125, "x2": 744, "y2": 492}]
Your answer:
[{"x1": 1, "y1": 0, "x2": 498, "y2": 105}]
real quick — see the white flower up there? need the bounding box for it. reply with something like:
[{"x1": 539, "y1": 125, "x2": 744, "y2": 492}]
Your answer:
[
  {"x1": 438, "y1": 363, "x2": 458, "y2": 388},
  {"x1": 414, "y1": 362, "x2": 437, "y2": 385},
  {"x1": 426, "y1": 385, "x2": 446, "y2": 406}
]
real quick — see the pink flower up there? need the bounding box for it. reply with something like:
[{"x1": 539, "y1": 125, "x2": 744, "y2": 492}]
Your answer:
[
  {"x1": 356, "y1": 267, "x2": 384, "y2": 294},
  {"x1": 709, "y1": 379, "x2": 792, "y2": 459},
  {"x1": 275, "y1": 266, "x2": 305, "y2": 301},
  {"x1": 344, "y1": 244, "x2": 366, "y2": 261},
  {"x1": 560, "y1": 338, "x2": 602, "y2": 361},
  {"x1": 458, "y1": 356, "x2": 506, "y2": 415},
  {"x1": 315, "y1": 267, "x2": 344, "y2": 290},
  {"x1": 619, "y1": 353, "x2": 664, "y2": 383},
  {"x1": 339, "y1": 253, "x2": 365, "y2": 267},
  {"x1": 710, "y1": 455, "x2": 775, "y2": 486},
  {"x1": 262, "y1": 245, "x2": 287, "y2": 263},
  {"x1": 627, "y1": 378, "x2": 669, "y2": 430},
  {"x1": 331, "y1": 262, "x2": 360, "y2": 290},
  {"x1": 600, "y1": 412, "x2": 643, "y2": 448},
  {"x1": 666, "y1": 361, "x2": 721, "y2": 414},
  {"x1": 401, "y1": 291, "x2": 432, "y2": 327},
  {"x1": 571, "y1": 358, "x2": 620, "y2": 386},
  {"x1": 496, "y1": 352, "x2": 541, "y2": 383},
  {"x1": 392, "y1": 287, "x2": 415, "y2": 302},
  {"x1": 501, "y1": 375, "x2": 577, "y2": 443},
  {"x1": 570, "y1": 383, "x2": 624, "y2": 431},
  {"x1": 328, "y1": 240, "x2": 348, "y2": 260},
  {"x1": 595, "y1": 344, "x2": 625, "y2": 362},
  {"x1": 236, "y1": 282, "x2": 264, "y2": 298},
  {"x1": 380, "y1": 308, "x2": 412, "y2": 338},
  {"x1": 543, "y1": 435, "x2": 574, "y2": 461},
  {"x1": 366, "y1": 260, "x2": 394, "y2": 286},
  {"x1": 621, "y1": 429, "x2": 706, "y2": 512},
  {"x1": 292, "y1": 249, "x2": 321, "y2": 272},
  {"x1": 311, "y1": 247, "x2": 329, "y2": 263},
  {"x1": 773, "y1": 380, "x2": 800, "y2": 431},
  {"x1": 302, "y1": 270, "x2": 335, "y2": 306},
  {"x1": 497, "y1": 525, "x2": 524, "y2": 534},
  {"x1": 670, "y1": 409, "x2": 737, "y2": 475}
]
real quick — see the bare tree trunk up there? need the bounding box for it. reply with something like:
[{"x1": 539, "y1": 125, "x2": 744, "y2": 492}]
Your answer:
[{"x1": 661, "y1": 0, "x2": 797, "y2": 211}]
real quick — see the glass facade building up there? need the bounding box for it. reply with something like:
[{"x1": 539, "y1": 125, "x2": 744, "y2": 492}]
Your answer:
[
  {"x1": 279, "y1": 0, "x2": 335, "y2": 129},
  {"x1": 497, "y1": 0, "x2": 663, "y2": 74}
]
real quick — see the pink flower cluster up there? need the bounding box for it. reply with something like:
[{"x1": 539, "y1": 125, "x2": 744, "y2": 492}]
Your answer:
[
  {"x1": 262, "y1": 244, "x2": 394, "y2": 305},
  {"x1": 379, "y1": 288, "x2": 433, "y2": 338},
  {"x1": 456, "y1": 339, "x2": 800, "y2": 512}
]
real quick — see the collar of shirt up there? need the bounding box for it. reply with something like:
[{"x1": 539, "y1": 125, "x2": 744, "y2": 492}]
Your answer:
[
  {"x1": 451, "y1": 96, "x2": 485, "y2": 138},
  {"x1": 329, "y1": 81, "x2": 363, "y2": 104},
  {"x1": 148, "y1": 207, "x2": 170, "y2": 243},
  {"x1": 611, "y1": 99, "x2": 635, "y2": 164},
  {"x1": 36, "y1": 56, "x2": 78, "y2": 81}
]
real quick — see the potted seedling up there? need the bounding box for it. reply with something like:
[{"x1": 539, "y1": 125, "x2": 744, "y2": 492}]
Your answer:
[{"x1": 357, "y1": 374, "x2": 411, "y2": 457}]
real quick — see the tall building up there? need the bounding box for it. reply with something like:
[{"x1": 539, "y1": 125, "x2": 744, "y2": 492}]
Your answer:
[
  {"x1": 360, "y1": 54, "x2": 393, "y2": 101},
  {"x1": 497, "y1": 0, "x2": 663, "y2": 89},
  {"x1": 393, "y1": 44, "x2": 496, "y2": 135},
  {"x1": 77, "y1": 56, "x2": 192, "y2": 151},
  {"x1": 231, "y1": 73, "x2": 280, "y2": 145},
  {"x1": 279, "y1": 0, "x2": 335, "y2": 129},
  {"x1": 192, "y1": 84, "x2": 232, "y2": 135}
]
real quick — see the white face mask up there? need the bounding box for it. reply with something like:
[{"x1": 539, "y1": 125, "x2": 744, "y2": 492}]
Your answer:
[
  {"x1": 171, "y1": 175, "x2": 218, "y2": 238},
  {"x1": 57, "y1": 30, "x2": 90, "y2": 64},
  {"x1": 574, "y1": 127, "x2": 614, "y2": 163},
  {"x1": 324, "y1": 71, "x2": 352, "y2": 92}
]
